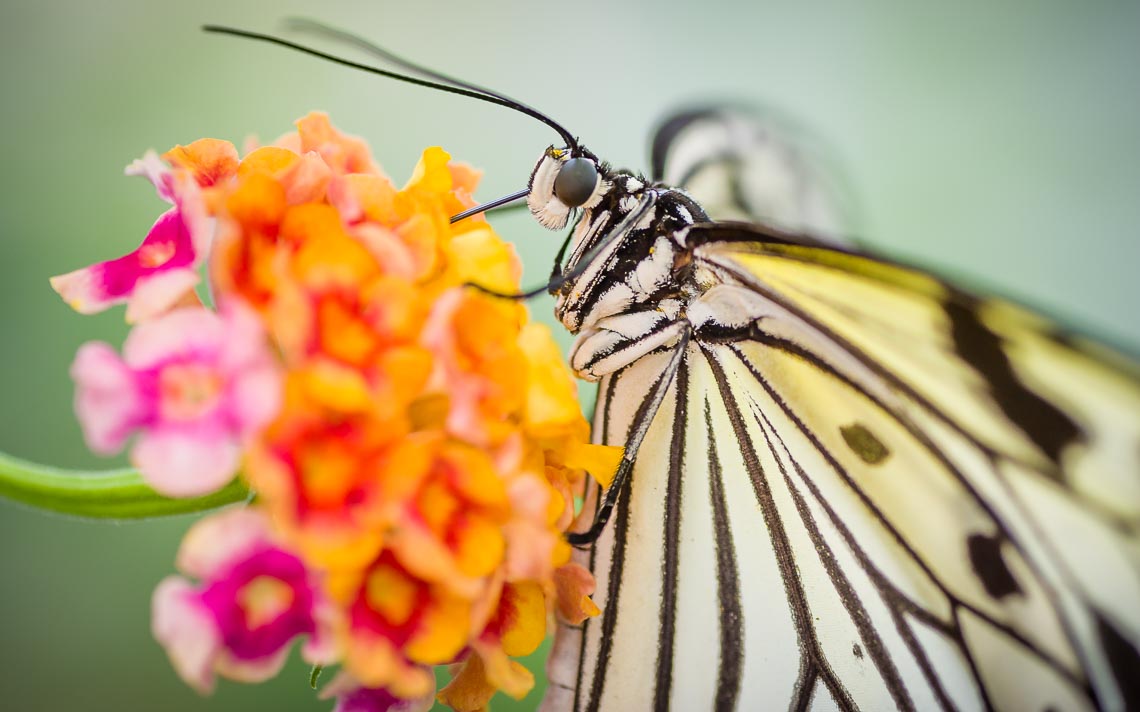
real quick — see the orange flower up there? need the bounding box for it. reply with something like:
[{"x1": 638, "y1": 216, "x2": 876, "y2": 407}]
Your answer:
[
  {"x1": 553, "y1": 562, "x2": 601, "y2": 625},
  {"x1": 162, "y1": 138, "x2": 240, "y2": 188},
  {"x1": 79, "y1": 112, "x2": 625, "y2": 709},
  {"x1": 280, "y1": 111, "x2": 383, "y2": 177},
  {"x1": 438, "y1": 581, "x2": 547, "y2": 709},
  {"x1": 337, "y1": 552, "x2": 471, "y2": 697}
]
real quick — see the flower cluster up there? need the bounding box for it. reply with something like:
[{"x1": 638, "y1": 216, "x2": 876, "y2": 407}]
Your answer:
[{"x1": 53, "y1": 113, "x2": 619, "y2": 711}]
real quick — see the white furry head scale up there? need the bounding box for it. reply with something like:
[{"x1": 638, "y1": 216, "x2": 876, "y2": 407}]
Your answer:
[{"x1": 527, "y1": 146, "x2": 610, "y2": 230}]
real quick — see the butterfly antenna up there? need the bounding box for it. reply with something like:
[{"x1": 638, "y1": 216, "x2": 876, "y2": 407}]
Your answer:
[
  {"x1": 449, "y1": 188, "x2": 530, "y2": 224},
  {"x1": 202, "y1": 23, "x2": 578, "y2": 152}
]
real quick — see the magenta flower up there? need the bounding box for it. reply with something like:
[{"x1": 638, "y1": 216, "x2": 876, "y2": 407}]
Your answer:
[
  {"x1": 152, "y1": 508, "x2": 334, "y2": 693},
  {"x1": 70, "y1": 301, "x2": 281, "y2": 496},
  {"x1": 50, "y1": 153, "x2": 213, "y2": 322}
]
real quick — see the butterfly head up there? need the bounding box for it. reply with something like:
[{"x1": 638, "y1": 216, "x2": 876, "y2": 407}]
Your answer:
[{"x1": 527, "y1": 146, "x2": 609, "y2": 230}]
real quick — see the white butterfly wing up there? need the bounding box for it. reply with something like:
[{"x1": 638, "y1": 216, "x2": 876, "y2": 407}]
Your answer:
[
  {"x1": 650, "y1": 106, "x2": 858, "y2": 245},
  {"x1": 543, "y1": 230, "x2": 1140, "y2": 711}
]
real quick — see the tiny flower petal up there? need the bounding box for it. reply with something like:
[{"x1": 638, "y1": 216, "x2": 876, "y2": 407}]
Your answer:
[
  {"x1": 471, "y1": 645, "x2": 534, "y2": 701},
  {"x1": 162, "y1": 138, "x2": 240, "y2": 187},
  {"x1": 71, "y1": 341, "x2": 145, "y2": 453},
  {"x1": 213, "y1": 646, "x2": 292, "y2": 685},
  {"x1": 436, "y1": 654, "x2": 498, "y2": 712},
  {"x1": 121, "y1": 306, "x2": 224, "y2": 368},
  {"x1": 292, "y1": 111, "x2": 382, "y2": 176},
  {"x1": 217, "y1": 298, "x2": 277, "y2": 370},
  {"x1": 447, "y1": 162, "x2": 483, "y2": 207},
  {"x1": 230, "y1": 362, "x2": 285, "y2": 436},
  {"x1": 279, "y1": 151, "x2": 333, "y2": 205},
  {"x1": 343, "y1": 633, "x2": 436, "y2": 699},
  {"x1": 447, "y1": 227, "x2": 521, "y2": 294},
  {"x1": 404, "y1": 593, "x2": 470, "y2": 665},
  {"x1": 518, "y1": 323, "x2": 580, "y2": 434},
  {"x1": 553, "y1": 562, "x2": 600, "y2": 625},
  {"x1": 403, "y1": 146, "x2": 453, "y2": 194},
  {"x1": 50, "y1": 207, "x2": 199, "y2": 318},
  {"x1": 126, "y1": 150, "x2": 176, "y2": 201},
  {"x1": 176, "y1": 508, "x2": 272, "y2": 580},
  {"x1": 153, "y1": 576, "x2": 224, "y2": 694},
  {"x1": 133, "y1": 426, "x2": 240, "y2": 497},
  {"x1": 562, "y1": 441, "x2": 624, "y2": 489},
  {"x1": 239, "y1": 146, "x2": 300, "y2": 177},
  {"x1": 490, "y1": 582, "x2": 546, "y2": 658},
  {"x1": 329, "y1": 173, "x2": 399, "y2": 225},
  {"x1": 124, "y1": 268, "x2": 202, "y2": 323}
]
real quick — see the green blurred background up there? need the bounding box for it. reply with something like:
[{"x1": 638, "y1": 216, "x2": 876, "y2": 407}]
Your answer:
[{"x1": 2, "y1": 1, "x2": 1138, "y2": 710}]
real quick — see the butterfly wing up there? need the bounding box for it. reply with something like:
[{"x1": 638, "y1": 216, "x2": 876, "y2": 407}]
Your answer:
[
  {"x1": 543, "y1": 224, "x2": 1140, "y2": 711},
  {"x1": 649, "y1": 106, "x2": 859, "y2": 245}
]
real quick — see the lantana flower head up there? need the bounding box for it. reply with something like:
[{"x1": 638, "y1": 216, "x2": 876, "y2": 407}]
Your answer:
[{"x1": 55, "y1": 112, "x2": 621, "y2": 711}]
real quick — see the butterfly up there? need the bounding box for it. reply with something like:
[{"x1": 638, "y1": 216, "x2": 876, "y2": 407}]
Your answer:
[
  {"x1": 535, "y1": 107, "x2": 1140, "y2": 712},
  {"x1": 208, "y1": 22, "x2": 1140, "y2": 712}
]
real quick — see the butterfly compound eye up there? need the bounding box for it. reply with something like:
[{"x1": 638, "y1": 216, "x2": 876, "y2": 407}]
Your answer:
[{"x1": 553, "y1": 157, "x2": 598, "y2": 208}]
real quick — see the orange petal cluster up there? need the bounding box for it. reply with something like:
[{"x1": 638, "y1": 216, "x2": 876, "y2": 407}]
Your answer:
[{"x1": 186, "y1": 112, "x2": 620, "y2": 705}]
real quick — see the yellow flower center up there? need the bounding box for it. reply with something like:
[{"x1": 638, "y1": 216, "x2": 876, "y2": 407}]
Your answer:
[
  {"x1": 158, "y1": 364, "x2": 223, "y2": 420},
  {"x1": 138, "y1": 241, "x2": 177, "y2": 268},
  {"x1": 237, "y1": 575, "x2": 295, "y2": 629},
  {"x1": 365, "y1": 564, "x2": 418, "y2": 625}
]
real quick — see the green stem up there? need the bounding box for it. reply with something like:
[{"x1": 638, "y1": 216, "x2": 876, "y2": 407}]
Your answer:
[{"x1": 0, "y1": 451, "x2": 250, "y2": 520}]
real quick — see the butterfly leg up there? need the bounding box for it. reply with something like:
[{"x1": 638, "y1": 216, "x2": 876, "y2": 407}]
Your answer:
[{"x1": 567, "y1": 329, "x2": 691, "y2": 547}]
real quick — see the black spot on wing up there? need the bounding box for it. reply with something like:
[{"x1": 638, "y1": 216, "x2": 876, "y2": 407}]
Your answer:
[
  {"x1": 966, "y1": 533, "x2": 1023, "y2": 599},
  {"x1": 852, "y1": 643, "x2": 864, "y2": 660},
  {"x1": 945, "y1": 300, "x2": 1081, "y2": 469},
  {"x1": 839, "y1": 423, "x2": 891, "y2": 464},
  {"x1": 1096, "y1": 610, "x2": 1140, "y2": 711}
]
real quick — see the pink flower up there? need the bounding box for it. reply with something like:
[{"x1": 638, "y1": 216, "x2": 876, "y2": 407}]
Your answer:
[
  {"x1": 153, "y1": 508, "x2": 334, "y2": 693},
  {"x1": 50, "y1": 153, "x2": 214, "y2": 322},
  {"x1": 70, "y1": 301, "x2": 281, "y2": 496}
]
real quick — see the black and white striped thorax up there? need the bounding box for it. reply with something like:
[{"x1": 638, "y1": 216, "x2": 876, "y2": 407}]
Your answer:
[{"x1": 527, "y1": 146, "x2": 720, "y2": 382}]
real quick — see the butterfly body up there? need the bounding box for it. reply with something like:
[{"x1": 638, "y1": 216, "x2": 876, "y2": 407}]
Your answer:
[{"x1": 531, "y1": 110, "x2": 1140, "y2": 712}]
